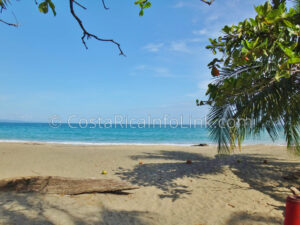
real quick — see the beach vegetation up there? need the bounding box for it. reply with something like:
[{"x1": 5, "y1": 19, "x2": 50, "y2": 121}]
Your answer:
[{"x1": 198, "y1": 0, "x2": 300, "y2": 154}]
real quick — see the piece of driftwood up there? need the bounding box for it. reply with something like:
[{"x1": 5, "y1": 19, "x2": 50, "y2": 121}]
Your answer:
[{"x1": 0, "y1": 176, "x2": 138, "y2": 195}]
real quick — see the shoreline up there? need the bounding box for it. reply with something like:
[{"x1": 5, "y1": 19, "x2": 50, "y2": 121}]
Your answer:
[{"x1": 0, "y1": 139, "x2": 287, "y2": 147}]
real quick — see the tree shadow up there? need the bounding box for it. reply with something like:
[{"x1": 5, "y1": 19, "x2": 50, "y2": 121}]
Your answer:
[
  {"x1": 0, "y1": 193, "x2": 54, "y2": 225},
  {"x1": 116, "y1": 150, "x2": 299, "y2": 202},
  {"x1": 226, "y1": 211, "x2": 283, "y2": 225},
  {"x1": 229, "y1": 154, "x2": 300, "y2": 203},
  {"x1": 99, "y1": 208, "x2": 155, "y2": 225},
  {"x1": 116, "y1": 151, "x2": 227, "y2": 201},
  {"x1": 0, "y1": 192, "x2": 151, "y2": 225}
]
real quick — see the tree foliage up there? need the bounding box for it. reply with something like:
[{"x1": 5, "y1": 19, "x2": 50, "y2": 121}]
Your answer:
[
  {"x1": 0, "y1": 0, "x2": 217, "y2": 53},
  {"x1": 198, "y1": 1, "x2": 300, "y2": 154},
  {"x1": 0, "y1": 0, "x2": 154, "y2": 55}
]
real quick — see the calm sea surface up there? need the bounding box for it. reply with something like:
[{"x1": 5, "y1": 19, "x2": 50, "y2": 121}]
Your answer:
[{"x1": 0, "y1": 123, "x2": 286, "y2": 146}]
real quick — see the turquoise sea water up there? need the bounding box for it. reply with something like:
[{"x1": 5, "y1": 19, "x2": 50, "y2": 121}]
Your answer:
[{"x1": 0, "y1": 123, "x2": 286, "y2": 146}]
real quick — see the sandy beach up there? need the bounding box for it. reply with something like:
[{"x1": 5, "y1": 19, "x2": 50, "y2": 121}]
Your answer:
[{"x1": 0, "y1": 143, "x2": 299, "y2": 225}]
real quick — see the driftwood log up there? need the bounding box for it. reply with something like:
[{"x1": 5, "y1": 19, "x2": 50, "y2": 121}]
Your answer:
[{"x1": 0, "y1": 176, "x2": 138, "y2": 195}]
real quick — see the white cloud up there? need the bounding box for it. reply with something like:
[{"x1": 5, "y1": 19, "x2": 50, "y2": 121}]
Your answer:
[
  {"x1": 206, "y1": 14, "x2": 220, "y2": 22},
  {"x1": 173, "y1": 1, "x2": 205, "y2": 10},
  {"x1": 188, "y1": 38, "x2": 203, "y2": 43},
  {"x1": 174, "y1": 0, "x2": 262, "y2": 30},
  {"x1": 143, "y1": 35, "x2": 208, "y2": 56},
  {"x1": 143, "y1": 43, "x2": 164, "y2": 52},
  {"x1": 192, "y1": 29, "x2": 208, "y2": 36},
  {"x1": 192, "y1": 28, "x2": 221, "y2": 39},
  {"x1": 134, "y1": 65, "x2": 147, "y2": 70},
  {"x1": 144, "y1": 40, "x2": 200, "y2": 54},
  {"x1": 170, "y1": 41, "x2": 191, "y2": 53},
  {"x1": 153, "y1": 67, "x2": 169, "y2": 74},
  {"x1": 173, "y1": 2, "x2": 187, "y2": 8}
]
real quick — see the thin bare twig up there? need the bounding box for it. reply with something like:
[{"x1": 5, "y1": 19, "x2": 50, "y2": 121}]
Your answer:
[
  {"x1": 0, "y1": 18, "x2": 18, "y2": 27},
  {"x1": 102, "y1": 0, "x2": 109, "y2": 10},
  {"x1": 69, "y1": 0, "x2": 125, "y2": 56},
  {"x1": 73, "y1": 0, "x2": 87, "y2": 10},
  {"x1": 200, "y1": 0, "x2": 215, "y2": 5}
]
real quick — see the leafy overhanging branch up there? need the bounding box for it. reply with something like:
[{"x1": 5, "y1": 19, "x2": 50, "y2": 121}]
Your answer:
[
  {"x1": 199, "y1": 1, "x2": 300, "y2": 154},
  {"x1": 207, "y1": 64, "x2": 300, "y2": 154},
  {"x1": 0, "y1": 0, "x2": 217, "y2": 53}
]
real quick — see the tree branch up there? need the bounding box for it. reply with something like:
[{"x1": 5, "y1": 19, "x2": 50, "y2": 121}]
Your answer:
[
  {"x1": 102, "y1": 0, "x2": 109, "y2": 10},
  {"x1": 0, "y1": 18, "x2": 18, "y2": 27},
  {"x1": 69, "y1": 0, "x2": 125, "y2": 56},
  {"x1": 200, "y1": 0, "x2": 215, "y2": 5},
  {"x1": 73, "y1": 0, "x2": 87, "y2": 10}
]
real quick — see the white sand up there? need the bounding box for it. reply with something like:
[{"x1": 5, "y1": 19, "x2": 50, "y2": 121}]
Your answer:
[{"x1": 0, "y1": 143, "x2": 299, "y2": 225}]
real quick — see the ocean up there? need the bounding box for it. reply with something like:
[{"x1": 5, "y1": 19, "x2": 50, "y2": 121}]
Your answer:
[{"x1": 0, "y1": 122, "x2": 287, "y2": 146}]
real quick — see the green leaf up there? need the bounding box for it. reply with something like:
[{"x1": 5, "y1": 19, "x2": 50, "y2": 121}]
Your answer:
[
  {"x1": 48, "y1": 0, "x2": 56, "y2": 16},
  {"x1": 266, "y1": 9, "x2": 281, "y2": 21},
  {"x1": 222, "y1": 25, "x2": 231, "y2": 34},
  {"x1": 249, "y1": 18, "x2": 256, "y2": 26},
  {"x1": 38, "y1": 2, "x2": 48, "y2": 14},
  {"x1": 275, "y1": 72, "x2": 280, "y2": 81},
  {"x1": 287, "y1": 57, "x2": 300, "y2": 64},
  {"x1": 253, "y1": 37, "x2": 259, "y2": 48},
  {"x1": 241, "y1": 47, "x2": 248, "y2": 54},
  {"x1": 134, "y1": 0, "x2": 143, "y2": 5},
  {"x1": 243, "y1": 40, "x2": 251, "y2": 49},
  {"x1": 144, "y1": 2, "x2": 151, "y2": 8},
  {"x1": 283, "y1": 19, "x2": 293, "y2": 28},
  {"x1": 139, "y1": 9, "x2": 144, "y2": 16},
  {"x1": 278, "y1": 43, "x2": 294, "y2": 57},
  {"x1": 255, "y1": 5, "x2": 263, "y2": 16}
]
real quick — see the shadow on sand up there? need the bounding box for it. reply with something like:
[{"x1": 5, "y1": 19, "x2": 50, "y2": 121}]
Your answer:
[
  {"x1": 116, "y1": 150, "x2": 299, "y2": 202},
  {"x1": 0, "y1": 150, "x2": 298, "y2": 225},
  {"x1": 225, "y1": 211, "x2": 283, "y2": 225},
  {"x1": 0, "y1": 193, "x2": 150, "y2": 225}
]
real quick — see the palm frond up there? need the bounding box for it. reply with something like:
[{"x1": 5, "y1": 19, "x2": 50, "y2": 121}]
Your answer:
[{"x1": 207, "y1": 63, "x2": 300, "y2": 154}]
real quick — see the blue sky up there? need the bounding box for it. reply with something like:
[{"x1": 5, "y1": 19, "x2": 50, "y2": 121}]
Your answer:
[{"x1": 0, "y1": 0, "x2": 265, "y2": 122}]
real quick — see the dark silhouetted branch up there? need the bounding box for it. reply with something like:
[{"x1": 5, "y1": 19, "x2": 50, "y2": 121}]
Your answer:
[
  {"x1": 200, "y1": 0, "x2": 215, "y2": 5},
  {"x1": 0, "y1": 18, "x2": 17, "y2": 27},
  {"x1": 73, "y1": 0, "x2": 87, "y2": 10},
  {"x1": 69, "y1": 0, "x2": 125, "y2": 56},
  {"x1": 102, "y1": 0, "x2": 109, "y2": 10}
]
